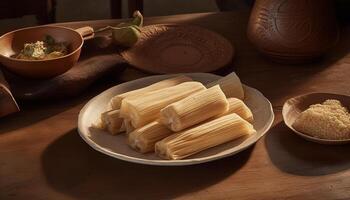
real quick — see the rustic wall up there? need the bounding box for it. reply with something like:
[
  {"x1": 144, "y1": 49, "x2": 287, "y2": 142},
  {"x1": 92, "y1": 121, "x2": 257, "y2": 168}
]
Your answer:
[{"x1": 0, "y1": 0, "x2": 218, "y2": 32}]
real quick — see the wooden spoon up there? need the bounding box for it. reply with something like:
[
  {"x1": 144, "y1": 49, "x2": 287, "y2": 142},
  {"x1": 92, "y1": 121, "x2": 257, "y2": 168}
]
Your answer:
[{"x1": 282, "y1": 93, "x2": 350, "y2": 145}]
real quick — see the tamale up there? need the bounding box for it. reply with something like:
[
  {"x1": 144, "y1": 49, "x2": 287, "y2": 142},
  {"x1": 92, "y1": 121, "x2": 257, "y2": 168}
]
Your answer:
[
  {"x1": 219, "y1": 98, "x2": 253, "y2": 122},
  {"x1": 128, "y1": 121, "x2": 172, "y2": 153},
  {"x1": 160, "y1": 85, "x2": 229, "y2": 132},
  {"x1": 108, "y1": 75, "x2": 192, "y2": 110},
  {"x1": 127, "y1": 97, "x2": 254, "y2": 153},
  {"x1": 120, "y1": 81, "x2": 206, "y2": 128},
  {"x1": 155, "y1": 113, "x2": 256, "y2": 160},
  {"x1": 124, "y1": 119, "x2": 135, "y2": 134},
  {"x1": 91, "y1": 110, "x2": 110, "y2": 130},
  {"x1": 92, "y1": 110, "x2": 124, "y2": 135},
  {"x1": 104, "y1": 110, "x2": 124, "y2": 135}
]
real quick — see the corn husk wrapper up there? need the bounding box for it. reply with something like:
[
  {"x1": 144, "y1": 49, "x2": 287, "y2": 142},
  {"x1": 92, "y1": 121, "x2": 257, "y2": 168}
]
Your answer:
[
  {"x1": 160, "y1": 85, "x2": 229, "y2": 132},
  {"x1": 207, "y1": 72, "x2": 244, "y2": 100},
  {"x1": 155, "y1": 113, "x2": 256, "y2": 160},
  {"x1": 128, "y1": 97, "x2": 253, "y2": 153},
  {"x1": 120, "y1": 81, "x2": 206, "y2": 128},
  {"x1": 109, "y1": 75, "x2": 192, "y2": 111}
]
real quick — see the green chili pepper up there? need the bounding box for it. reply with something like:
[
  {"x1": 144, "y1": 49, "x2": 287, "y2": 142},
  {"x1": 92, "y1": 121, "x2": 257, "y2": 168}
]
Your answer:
[{"x1": 95, "y1": 11, "x2": 143, "y2": 48}]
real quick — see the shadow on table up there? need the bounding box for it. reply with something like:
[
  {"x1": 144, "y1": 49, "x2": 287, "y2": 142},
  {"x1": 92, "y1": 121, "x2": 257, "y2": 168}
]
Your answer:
[
  {"x1": 265, "y1": 121, "x2": 350, "y2": 176},
  {"x1": 0, "y1": 100, "x2": 78, "y2": 135},
  {"x1": 41, "y1": 129, "x2": 253, "y2": 200},
  {"x1": 0, "y1": 77, "x2": 118, "y2": 135}
]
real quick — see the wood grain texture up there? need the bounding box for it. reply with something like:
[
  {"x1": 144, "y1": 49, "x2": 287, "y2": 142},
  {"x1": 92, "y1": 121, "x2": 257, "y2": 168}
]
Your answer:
[
  {"x1": 0, "y1": 69, "x2": 19, "y2": 117},
  {"x1": 0, "y1": 11, "x2": 350, "y2": 200}
]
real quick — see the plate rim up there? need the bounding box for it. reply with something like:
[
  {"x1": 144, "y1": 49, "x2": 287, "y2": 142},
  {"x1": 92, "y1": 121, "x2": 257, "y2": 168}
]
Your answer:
[{"x1": 78, "y1": 73, "x2": 274, "y2": 166}]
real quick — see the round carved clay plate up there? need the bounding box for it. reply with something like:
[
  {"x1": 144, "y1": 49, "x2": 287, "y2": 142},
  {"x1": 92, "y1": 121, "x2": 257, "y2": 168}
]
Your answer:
[
  {"x1": 78, "y1": 73, "x2": 274, "y2": 166},
  {"x1": 121, "y1": 24, "x2": 234, "y2": 74}
]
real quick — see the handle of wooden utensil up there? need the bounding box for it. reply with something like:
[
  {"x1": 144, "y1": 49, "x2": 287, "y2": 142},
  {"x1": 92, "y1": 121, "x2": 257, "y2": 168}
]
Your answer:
[
  {"x1": 0, "y1": 69, "x2": 20, "y2": 117},
  {"x1": 75, "y1": 26, "x2": 95, "y2": 40}
]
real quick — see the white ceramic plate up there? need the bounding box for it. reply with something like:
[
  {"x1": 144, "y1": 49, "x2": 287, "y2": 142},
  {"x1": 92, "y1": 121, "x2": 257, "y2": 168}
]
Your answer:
[{"x1": 78, "y1": 73, "x2": 274, "y2": 166}]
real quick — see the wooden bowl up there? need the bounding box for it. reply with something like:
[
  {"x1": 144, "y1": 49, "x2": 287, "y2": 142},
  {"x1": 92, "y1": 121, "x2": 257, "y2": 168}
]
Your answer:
[
  {"x1": 0, "y1": 26, "x2": 94, "y2": 79},
  {"x1": 282, "y1": 93, "x2": 350, "y2": 145},
  {"x1": 121, "y1": 24, "x2": 234, "y2": 74}
]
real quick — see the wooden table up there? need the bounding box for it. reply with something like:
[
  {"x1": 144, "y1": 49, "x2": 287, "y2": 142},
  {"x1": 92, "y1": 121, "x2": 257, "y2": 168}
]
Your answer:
[{"x1": 1, "y1": 11, "x2": 350, "y2": 200}]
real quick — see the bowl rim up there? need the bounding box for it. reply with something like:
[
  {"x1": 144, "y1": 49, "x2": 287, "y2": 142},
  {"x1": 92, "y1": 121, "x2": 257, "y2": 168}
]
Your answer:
[{"x1": 0, "y1": 25, "x2": 84, "y2": 63}]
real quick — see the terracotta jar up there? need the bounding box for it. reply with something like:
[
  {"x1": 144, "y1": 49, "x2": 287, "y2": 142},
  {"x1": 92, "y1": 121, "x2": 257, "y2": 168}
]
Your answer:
[{"x1": 247, "y1": 0, "x2": 339, "y2": 63}]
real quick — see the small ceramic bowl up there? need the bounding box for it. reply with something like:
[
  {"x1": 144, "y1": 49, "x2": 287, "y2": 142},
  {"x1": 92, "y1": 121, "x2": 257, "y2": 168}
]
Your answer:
[
  {"x1": 282, "y1": 93, "x2": 350, "y2": 145},
  {"x1": 0, "y1": 25, "x2": 94, "y2": 79}
]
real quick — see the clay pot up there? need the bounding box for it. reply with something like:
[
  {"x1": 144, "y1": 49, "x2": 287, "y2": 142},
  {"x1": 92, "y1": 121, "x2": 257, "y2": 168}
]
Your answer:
[{"x1": 247, "y1": 0, "x2": 339, "y2": 63}]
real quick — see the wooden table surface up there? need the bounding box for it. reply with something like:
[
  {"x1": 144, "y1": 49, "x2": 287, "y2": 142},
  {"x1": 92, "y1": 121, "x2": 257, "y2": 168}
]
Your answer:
[{"x1": 1, "y1": 11, "x2": 350, "y2": 200}]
